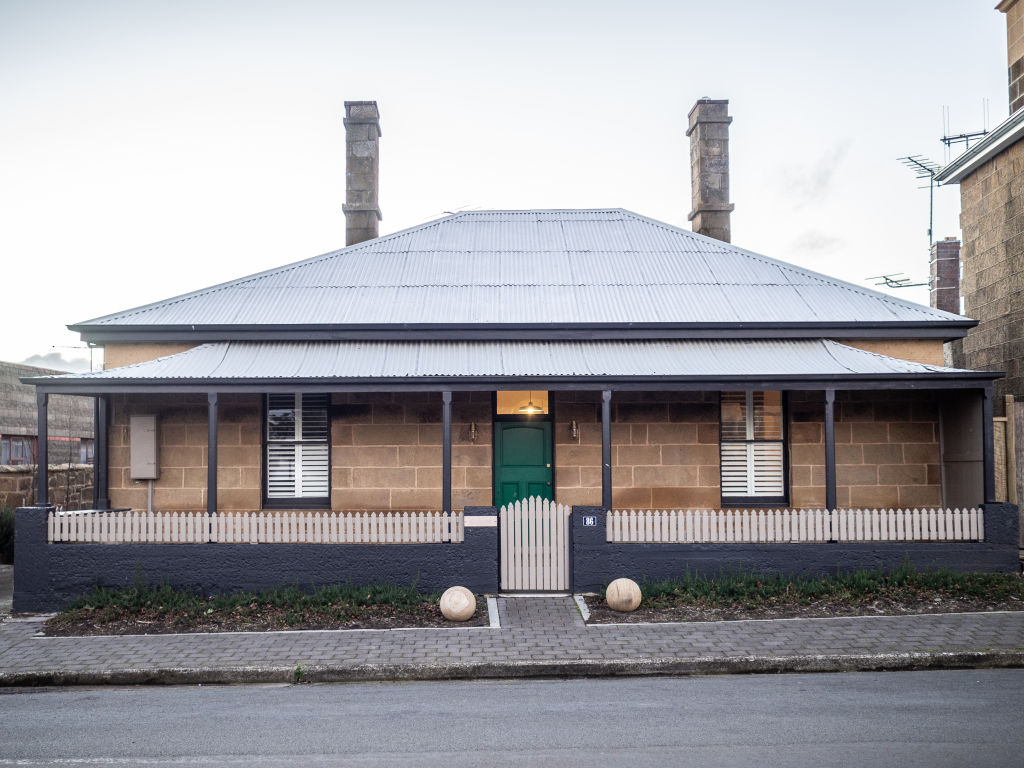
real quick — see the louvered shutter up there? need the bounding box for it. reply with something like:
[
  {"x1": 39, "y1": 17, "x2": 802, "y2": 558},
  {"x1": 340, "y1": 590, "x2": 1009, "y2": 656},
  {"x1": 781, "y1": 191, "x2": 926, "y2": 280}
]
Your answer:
[
  {"x1": 720, "y1": 391, "x2": 785, "y2": 499},
  {"x1": 266, "y1": 394, "x2": 329, "y2": 500}
]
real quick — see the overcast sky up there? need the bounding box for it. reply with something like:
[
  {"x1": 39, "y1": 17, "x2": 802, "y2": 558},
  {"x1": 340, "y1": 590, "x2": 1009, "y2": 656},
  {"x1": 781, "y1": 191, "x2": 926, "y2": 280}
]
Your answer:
[{"x1": 1, "y1": 0, "x2": 1009, "y2": 371}]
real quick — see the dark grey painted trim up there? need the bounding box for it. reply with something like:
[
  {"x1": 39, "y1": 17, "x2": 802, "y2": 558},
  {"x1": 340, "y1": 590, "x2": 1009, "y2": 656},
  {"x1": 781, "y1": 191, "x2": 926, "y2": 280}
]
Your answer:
[
  {"x1": 95, "y1": 396, "x2": 110, "y2": 510},
  {"x1": 13, "y1": 506, "x2": 500, "y2": 613},
  {"x1": 36, "y1": 391, "x2": 48, "y2": 507},
  {"x1": 70, "y1": 321, "x2": 977, "y2": 345},
  {"x1": 28, "y1": 372, "x2": 1004, "y2": 397},
  {"x1": 824, "y1": 388, "x2": 836, "y2": 511},
  {"x1": 442, "y1": 391, "x2": 452, "y2": 514},
  {"x1": 207, "y1": 393, "x2": 218, "y2": 516},
  {"x1": 570, "y1": 504, "x2": 1020, "y2": 592},
  {"x1": 983, "y1": 386, "x2": 996, "y2": 504},
  {"x1": 601, "y1": 390, "x2": 612, "y2": 511}
]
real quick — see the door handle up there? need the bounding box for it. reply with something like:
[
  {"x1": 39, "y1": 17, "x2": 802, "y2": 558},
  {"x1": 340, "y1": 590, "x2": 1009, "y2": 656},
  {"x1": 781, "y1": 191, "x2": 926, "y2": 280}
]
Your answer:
[{"x1": 546, "y1": 481, "x2": 551, "y2": 486}]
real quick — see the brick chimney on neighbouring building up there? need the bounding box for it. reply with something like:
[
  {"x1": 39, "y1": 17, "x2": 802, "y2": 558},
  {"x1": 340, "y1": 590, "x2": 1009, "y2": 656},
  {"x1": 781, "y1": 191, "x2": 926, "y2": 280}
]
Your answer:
[
  {"x1": 687, "y1": 98, "x2": 734, "y2": 243},
  {"x1": 929, "y1": 236, "x2": 961, "y2": 314},
  {"x1": 343, "y1": 100, "x2": 382, "y2": 246}
]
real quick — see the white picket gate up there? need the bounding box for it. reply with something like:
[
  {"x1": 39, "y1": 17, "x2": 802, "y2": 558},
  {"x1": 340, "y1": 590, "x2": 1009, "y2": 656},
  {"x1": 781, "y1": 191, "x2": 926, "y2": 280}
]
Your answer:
[{"x1": 500, "y1": 497, "x2": 572, "y2": 591}]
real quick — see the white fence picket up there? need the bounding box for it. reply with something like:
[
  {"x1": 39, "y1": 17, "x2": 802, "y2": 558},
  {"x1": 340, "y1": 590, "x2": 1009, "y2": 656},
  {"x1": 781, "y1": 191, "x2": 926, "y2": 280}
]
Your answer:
[
  {"x1": 499, "y1": 497, "x2": 571, "y2": 591},
  {"x1": 605, "y1": 507, "x2": 986, "y2": 544},
  {"x1": 46, "y1": 508, "x2": 464, "y2": 545}
]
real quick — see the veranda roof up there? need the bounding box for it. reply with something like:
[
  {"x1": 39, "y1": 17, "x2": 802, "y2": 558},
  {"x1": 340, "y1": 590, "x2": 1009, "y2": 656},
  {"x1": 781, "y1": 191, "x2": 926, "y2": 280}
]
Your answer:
[{"x1": 25, "y1": 339, "x2": 996, "y2": 392}]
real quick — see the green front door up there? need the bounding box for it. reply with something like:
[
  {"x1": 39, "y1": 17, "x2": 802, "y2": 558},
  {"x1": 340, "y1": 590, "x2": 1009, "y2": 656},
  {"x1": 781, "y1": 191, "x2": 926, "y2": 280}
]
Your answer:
[{"x1": 493, "y1": 422, "x2": 553, "y2": 508}]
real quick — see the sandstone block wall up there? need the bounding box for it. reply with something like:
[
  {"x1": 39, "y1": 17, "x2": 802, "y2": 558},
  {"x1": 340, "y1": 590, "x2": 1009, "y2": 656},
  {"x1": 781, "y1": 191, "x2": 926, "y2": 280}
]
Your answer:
[
  {"x1": 951, "y1": 140, "x2": 1024, "y2": 414},
  {"x1": 789, "y1": 391, "x2": 941, "y2": 509},
  {"x1": 102, "y1": 343, "x2": 196, "y2": 370},
  {"x1": 1004, "y1": 0, "x2": 1024, "y2": 113},
  {"x1": 330, "y1": 392, "x2": 490, "y2": 511},
  {"x1": 838, "y1": 339, "x2": 946, "y2": 367},
  {"x1": 107, "y1": 393, "x2": 261, "y2": 512},
  {"x1": 554, "y1": 391, "x2": 720, "y2": 509}
]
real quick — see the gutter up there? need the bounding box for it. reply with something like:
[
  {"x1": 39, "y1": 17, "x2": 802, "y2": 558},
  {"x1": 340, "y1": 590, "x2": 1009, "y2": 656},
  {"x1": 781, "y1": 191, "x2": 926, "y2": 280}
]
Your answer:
[{"x1": 935, "y1": 108, "x2": 1024, "y2": 184}]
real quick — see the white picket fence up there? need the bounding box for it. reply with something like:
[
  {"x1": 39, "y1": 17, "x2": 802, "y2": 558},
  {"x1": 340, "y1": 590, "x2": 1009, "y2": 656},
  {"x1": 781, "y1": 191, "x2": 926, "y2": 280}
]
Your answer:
[
  {"x1": 607, "y1": 508, "x2": 985, "y2": 544},
  {"x1": 500, "y1": 497, "x2": 572, "y2": 591},
  {"x1": 47, "y1": 509, "x2": 464, "y2": 544}
]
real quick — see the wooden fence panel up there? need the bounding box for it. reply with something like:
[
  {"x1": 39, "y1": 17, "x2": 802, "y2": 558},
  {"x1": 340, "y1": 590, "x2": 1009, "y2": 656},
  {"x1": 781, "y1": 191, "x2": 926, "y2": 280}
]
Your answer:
[
  {"x1": 46, "y1": 509, "x2": 464, "y2": 545},
  {"x1": 604, "y1": 508, "x2": 985, "y2": 544}
]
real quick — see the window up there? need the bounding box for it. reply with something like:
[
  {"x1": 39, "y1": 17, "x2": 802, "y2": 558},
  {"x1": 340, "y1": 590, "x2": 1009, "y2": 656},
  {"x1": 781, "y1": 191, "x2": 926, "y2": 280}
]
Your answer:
[
  {"x1": 79, "y1": 438, "x2": 95, "y2": 464},
  {"x1": 265, "y1": 394, "x2": 330, "y2": 505},
  {"x1": 719, "y1": 391, "x2": 785, "y2": 503},
  {"x1": 495, "y1": 391, "x2": 549, "y2": 416},
  {"x1": 1, "y1": 436, "x2": 36, "y2": 466}
]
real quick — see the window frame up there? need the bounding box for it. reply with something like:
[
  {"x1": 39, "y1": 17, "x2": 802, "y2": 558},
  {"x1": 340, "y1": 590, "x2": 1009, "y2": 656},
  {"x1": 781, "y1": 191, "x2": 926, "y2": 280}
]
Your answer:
[
  {"x1": 1, "y1": 435, "x2": 37, "y2": 466},
  {"x1": 261, "y1": 393, "x2": 332, "y2": 510},
  {"x1": 718, "y1": 390, "x2": 789, "y2": 508},
  {"x1": 79, "y1": 438, "x2": 95, "y2": 464}
]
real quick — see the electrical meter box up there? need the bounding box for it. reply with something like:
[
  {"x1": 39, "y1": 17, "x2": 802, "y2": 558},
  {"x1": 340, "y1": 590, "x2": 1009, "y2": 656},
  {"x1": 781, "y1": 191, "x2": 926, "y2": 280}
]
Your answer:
[{"x1": 129, "y1": 414, "x2": 160, "y2": 480}]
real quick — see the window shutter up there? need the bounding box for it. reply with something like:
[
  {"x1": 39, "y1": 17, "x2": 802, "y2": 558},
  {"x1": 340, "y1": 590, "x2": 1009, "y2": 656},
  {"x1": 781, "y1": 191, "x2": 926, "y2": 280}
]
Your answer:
[
  {"x1": 720, "y1": 442, "x2": 752, "y2": 496},
  {"x1": 751, "y1": 442, "x2": 784, "y2": 496},
  {"x1": 720, "y1": 391, "x2": 785, "y2": 499},
  {"x1": 266, "y1": 394, "x2": 329, "y2": 500}
]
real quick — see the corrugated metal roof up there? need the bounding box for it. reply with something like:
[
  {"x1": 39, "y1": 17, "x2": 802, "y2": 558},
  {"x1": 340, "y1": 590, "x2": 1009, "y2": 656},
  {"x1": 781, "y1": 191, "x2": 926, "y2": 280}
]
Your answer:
[
  {"x1": 74, "y1": 210, "x2": 967, "y2": 330},
  {"x1": 29, "y1": 340, "x2": 976, "y2": 383}
]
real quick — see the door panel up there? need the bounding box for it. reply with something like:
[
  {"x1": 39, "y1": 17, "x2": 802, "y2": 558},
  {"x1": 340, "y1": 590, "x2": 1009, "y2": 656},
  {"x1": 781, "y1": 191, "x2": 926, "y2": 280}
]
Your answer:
[{"x1": 494, "y1": 422, "x2": 553, "y2": 507}]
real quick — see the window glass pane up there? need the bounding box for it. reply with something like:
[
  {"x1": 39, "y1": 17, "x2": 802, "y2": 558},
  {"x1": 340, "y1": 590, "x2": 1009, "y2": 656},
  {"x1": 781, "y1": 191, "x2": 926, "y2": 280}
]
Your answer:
[
  {"x1": 719, "y1": 392, "x2": 747, "y2": 440},
  {"x1": 11, "y1": 438, "x2": 26, "y2": 463},
  {"x1": 300, "y1": 394, "x2": 329, "y2": 440},
  {"x1": 267, "y1": 394, "x2": 296, "y2": 441},
  {"x1": 496, "y1": 391, "x2": 549, "y2": 415},
  {"x1": 753, "y1": 391, "x2": 783, "y2": 440},
  {"x1": 0, "y1": 440, "x2": 8, "y2": 465}
]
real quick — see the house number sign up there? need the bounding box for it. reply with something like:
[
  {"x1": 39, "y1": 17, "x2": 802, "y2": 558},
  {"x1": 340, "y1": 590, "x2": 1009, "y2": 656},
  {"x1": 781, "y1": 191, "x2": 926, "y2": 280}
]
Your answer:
[{"x1": 583, "y1": 516, "x2": 597, "y2": 527}]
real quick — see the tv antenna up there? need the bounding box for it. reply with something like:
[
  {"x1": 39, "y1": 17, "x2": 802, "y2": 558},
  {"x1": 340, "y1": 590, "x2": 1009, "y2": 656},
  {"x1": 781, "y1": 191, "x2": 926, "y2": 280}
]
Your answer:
[
  {"x1": 866, "y1": 273, "x2": 928, "y2": 289},
  {"x1": 941, "y1": 102, "x2": 989, "y2": 162},
  {"x1": 897, "y1": 154, "x2": 942, "y2": 249}
]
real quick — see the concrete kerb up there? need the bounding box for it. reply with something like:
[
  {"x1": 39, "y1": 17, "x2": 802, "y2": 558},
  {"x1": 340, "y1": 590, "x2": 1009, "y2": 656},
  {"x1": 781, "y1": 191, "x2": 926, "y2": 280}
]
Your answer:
[{"x1": 2, "y1": 650, "x2": 1023, "y2": 688}]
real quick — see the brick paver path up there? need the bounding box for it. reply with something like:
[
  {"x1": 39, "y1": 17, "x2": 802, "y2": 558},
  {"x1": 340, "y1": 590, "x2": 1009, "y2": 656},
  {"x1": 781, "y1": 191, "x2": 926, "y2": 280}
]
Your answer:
[{"x1": 1, "y1": 599, "x2": 1022, "y2": 681}]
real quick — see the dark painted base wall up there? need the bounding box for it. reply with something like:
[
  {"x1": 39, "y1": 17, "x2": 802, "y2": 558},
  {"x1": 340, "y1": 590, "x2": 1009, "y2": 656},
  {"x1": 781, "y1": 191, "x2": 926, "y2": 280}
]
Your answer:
[
  {"x1": 14, "y1": 507, "x2": 500, "y2": 613},
  {"x1": 570, "y1": 504, "x2": 1021, "y2": 593}
]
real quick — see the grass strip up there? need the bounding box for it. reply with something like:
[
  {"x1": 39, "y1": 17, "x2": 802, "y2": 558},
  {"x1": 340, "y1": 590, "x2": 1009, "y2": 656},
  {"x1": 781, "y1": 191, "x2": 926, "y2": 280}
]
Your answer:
[
  {"x1": 610, "y1": 565, "x2": 1024, "y2": 609},
  {"x1": 56, "y1": 581, "x2": 440, "y2": 627}
]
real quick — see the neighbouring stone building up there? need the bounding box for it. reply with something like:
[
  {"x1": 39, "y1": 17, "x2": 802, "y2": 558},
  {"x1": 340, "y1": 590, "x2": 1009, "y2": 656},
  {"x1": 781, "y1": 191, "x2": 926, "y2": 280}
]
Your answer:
[
  {"x1": 0, "y1": 361, "x2": 94, "y2": 466},
  {"x1": 0, "y1": 360, "x2": 95, "y2": 509},
  {"x1": 935, "y1": 0, "x2": 1024, "y2": 505}
]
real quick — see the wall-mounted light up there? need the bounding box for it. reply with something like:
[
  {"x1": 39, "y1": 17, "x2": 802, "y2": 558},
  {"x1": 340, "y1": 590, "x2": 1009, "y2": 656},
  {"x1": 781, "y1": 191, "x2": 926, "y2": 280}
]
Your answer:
[
  {"x1": 470, "y1": 422, "x2": 478, "y2": 443},
  {"x1": 570, "y1": 419, "x2": 579, "y2": 441}
]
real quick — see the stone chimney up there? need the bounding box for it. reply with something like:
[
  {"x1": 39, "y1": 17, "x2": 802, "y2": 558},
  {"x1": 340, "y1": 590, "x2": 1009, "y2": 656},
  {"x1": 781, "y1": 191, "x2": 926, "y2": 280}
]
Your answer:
[
  {"x1": 687, "y1": 98, "x2": 734, "y2": 243},
  {"x1": 999, "y1": 0, "x2": 1024, "y2": 113},
  {"x1": 929, "y1": 237, "x2": 961, "y2": 314},
  {"x1": 343, "y1": 101, "x2": 382, "y2": 246}
]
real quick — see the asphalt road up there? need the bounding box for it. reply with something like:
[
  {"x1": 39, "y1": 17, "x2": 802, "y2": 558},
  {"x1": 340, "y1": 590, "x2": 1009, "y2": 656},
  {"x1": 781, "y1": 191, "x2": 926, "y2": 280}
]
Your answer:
[{"x1": 1, "y1": 670, "x2": 1022, "y2": 767}]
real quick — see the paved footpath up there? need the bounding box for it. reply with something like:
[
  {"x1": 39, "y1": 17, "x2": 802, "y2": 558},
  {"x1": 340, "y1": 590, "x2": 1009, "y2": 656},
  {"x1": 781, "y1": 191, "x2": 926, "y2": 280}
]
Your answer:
[{"x1": 1, "y1": 598, "x2": 1023, "y2": 685}]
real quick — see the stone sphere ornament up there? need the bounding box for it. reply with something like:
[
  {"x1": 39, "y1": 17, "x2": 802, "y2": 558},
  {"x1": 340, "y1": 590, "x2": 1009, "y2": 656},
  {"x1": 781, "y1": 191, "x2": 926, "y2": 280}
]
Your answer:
[
  {"x1": 440, "y1": 586, "x2": 476, "y2": 622},
  {"x1": 606, "y1": 578, "x2": 642, "y2": 612}
]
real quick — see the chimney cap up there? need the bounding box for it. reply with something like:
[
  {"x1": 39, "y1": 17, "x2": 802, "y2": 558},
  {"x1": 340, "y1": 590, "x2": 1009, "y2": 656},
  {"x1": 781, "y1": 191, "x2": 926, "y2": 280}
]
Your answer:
[
  {"x1": 344, "y1": 100, "x2": 381, "y2": 135},
  {"x1": 686, "y1": 98, "x2": 732, "y2": 135}
]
